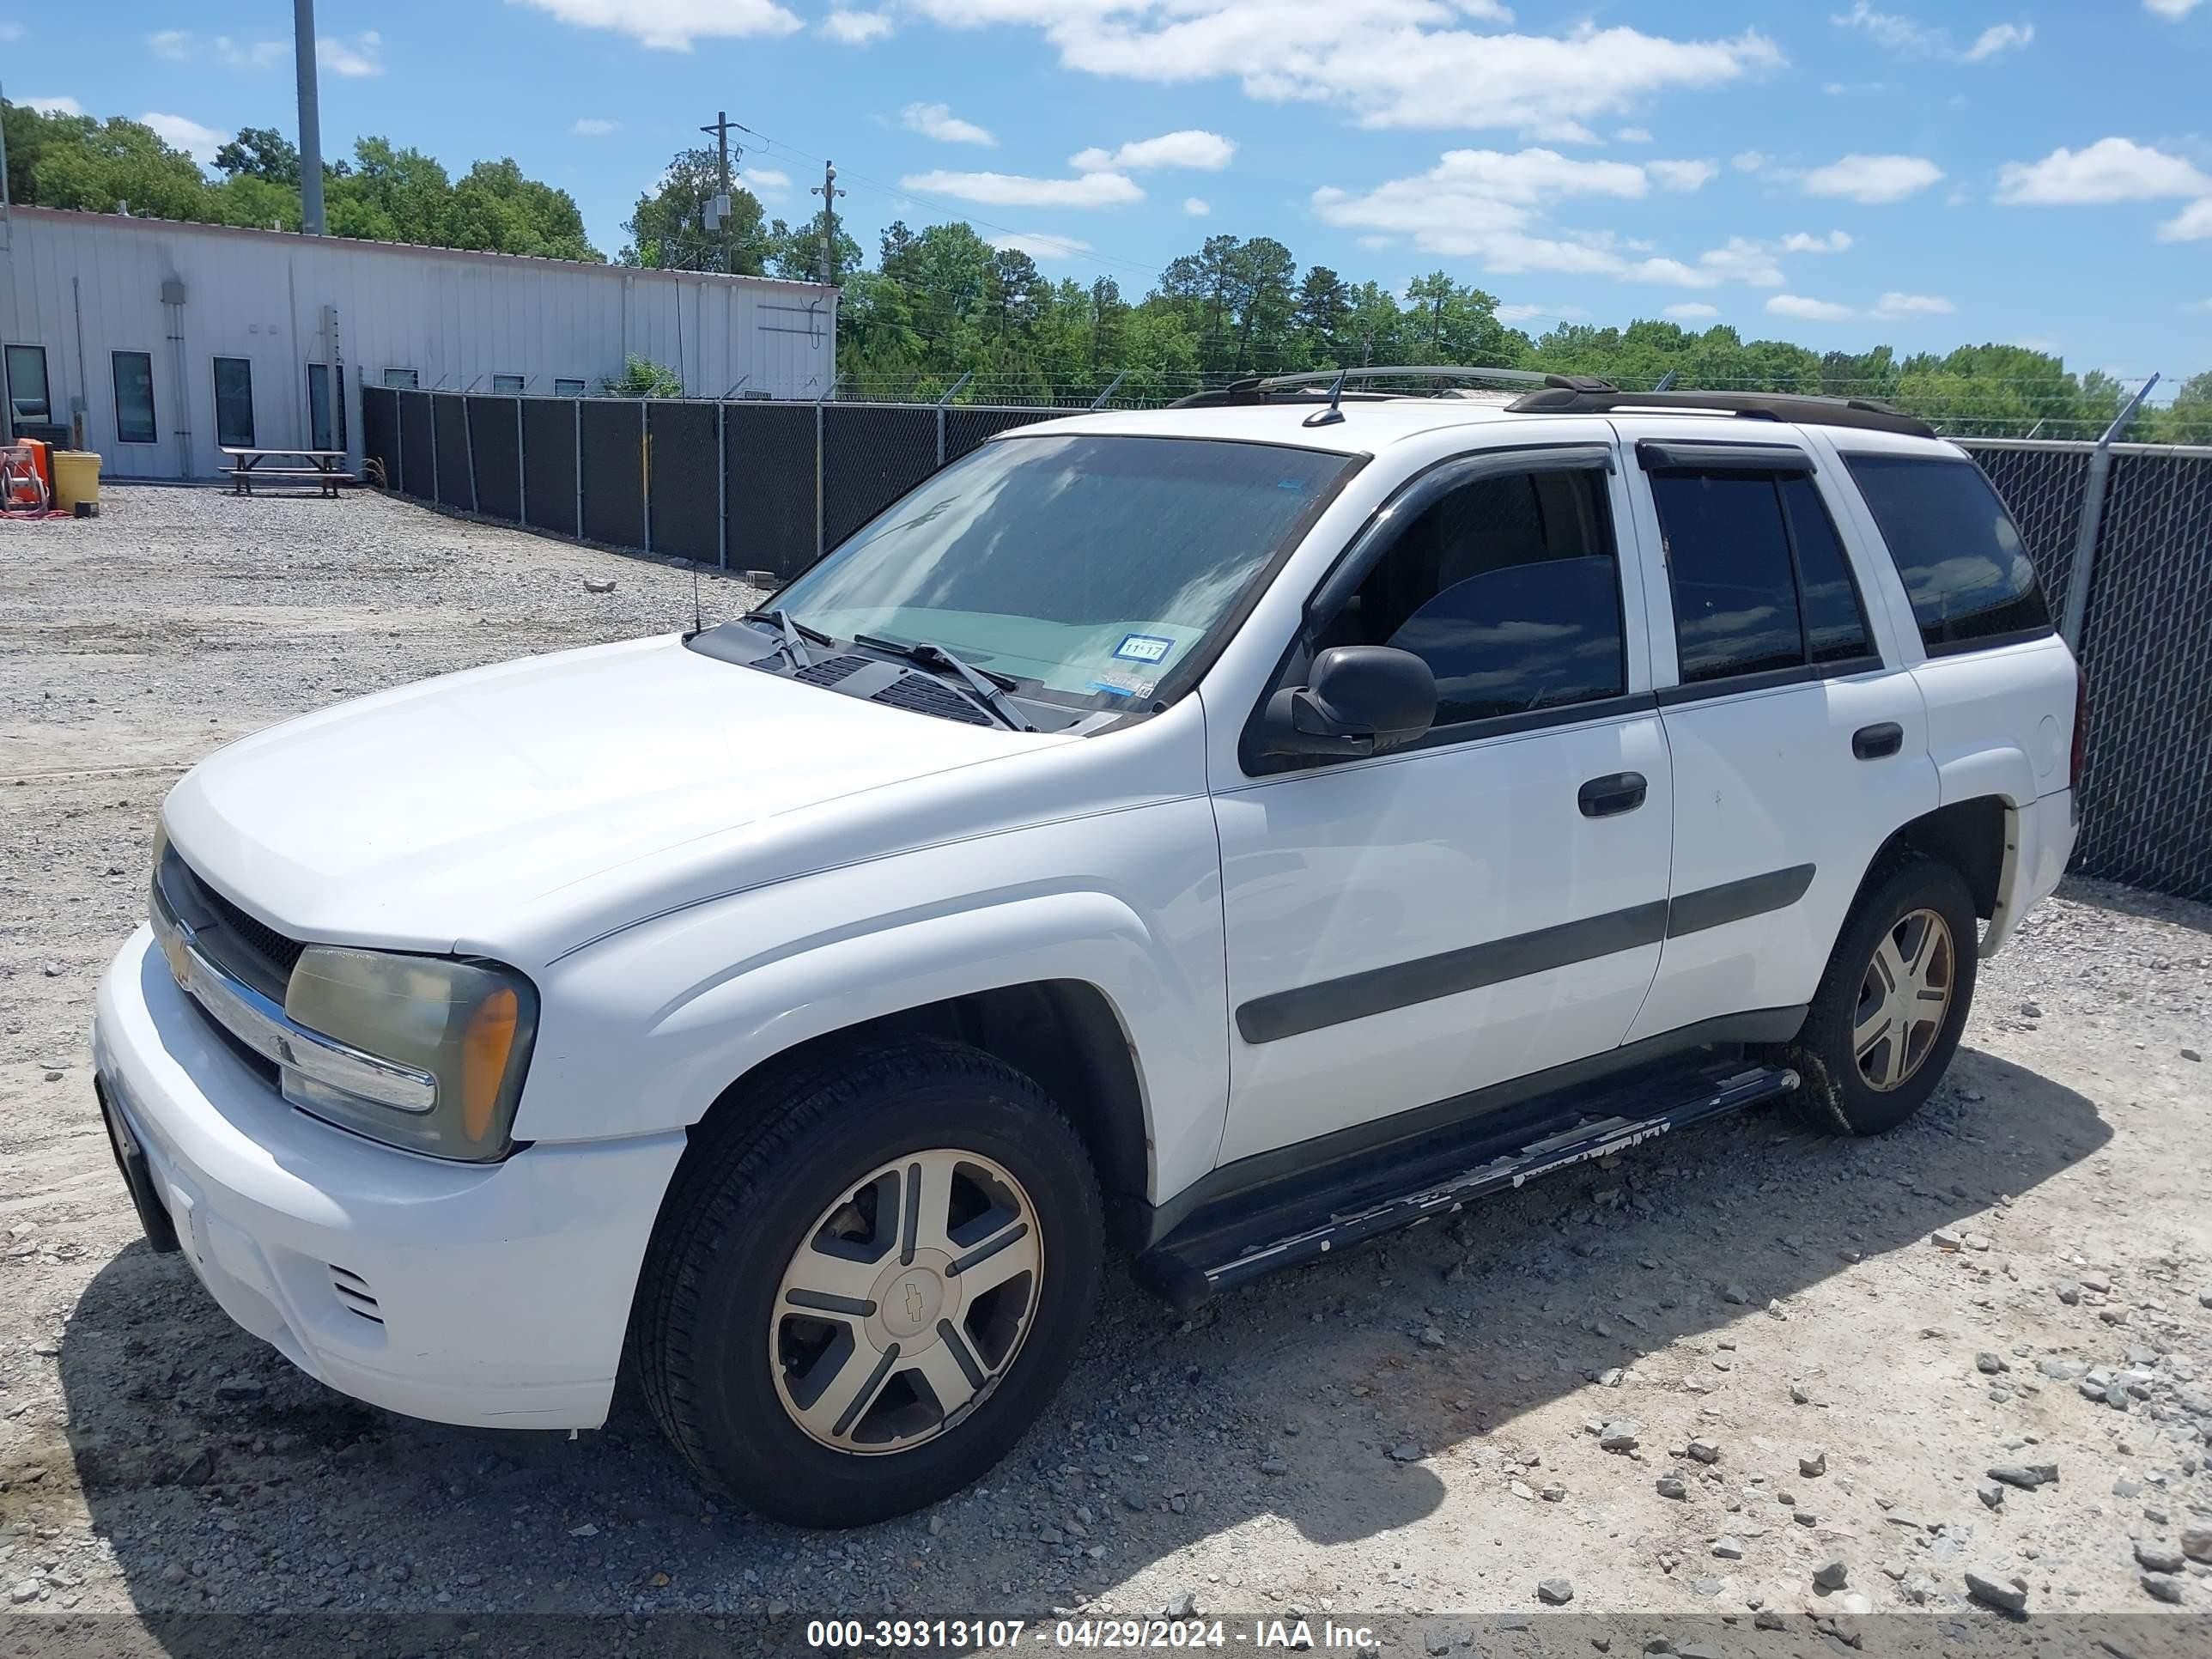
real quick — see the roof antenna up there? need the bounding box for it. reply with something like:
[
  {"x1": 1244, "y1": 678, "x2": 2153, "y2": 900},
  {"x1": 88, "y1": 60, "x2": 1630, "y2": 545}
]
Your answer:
[
  {"x1": 687, "y1": 552, "x2": 704, "y2": 640},
  {"x1": 1303, "y1": 368, "x2": 1349, "y2": 428}
]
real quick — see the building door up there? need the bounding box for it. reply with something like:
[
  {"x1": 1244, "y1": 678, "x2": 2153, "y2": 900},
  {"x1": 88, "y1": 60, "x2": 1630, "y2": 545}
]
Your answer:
[
  {"x1": 212, "y1": 357, "x2": 256, "y2": 450},
  {"x1": 307, "y1": 362, "x2": 339, "y2": 452},
  {"x1": 4, "y1": 343, "x2": 53, "y2": 441},
  {"x1": 1211, "y1": 451, "x2": 1674, "y2": 1165}
]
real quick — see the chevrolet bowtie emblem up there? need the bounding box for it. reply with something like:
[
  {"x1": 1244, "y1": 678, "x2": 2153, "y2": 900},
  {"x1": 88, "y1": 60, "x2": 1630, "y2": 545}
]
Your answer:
[{"x1": 905, "y1": 1281, "x2": 925, "y2": 1322}]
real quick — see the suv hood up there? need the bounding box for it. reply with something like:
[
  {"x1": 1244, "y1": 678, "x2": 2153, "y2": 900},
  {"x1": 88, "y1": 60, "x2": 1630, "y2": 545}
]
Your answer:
[{"x1": 161, "y1": 635, "x2": 1043, "y2": 958}]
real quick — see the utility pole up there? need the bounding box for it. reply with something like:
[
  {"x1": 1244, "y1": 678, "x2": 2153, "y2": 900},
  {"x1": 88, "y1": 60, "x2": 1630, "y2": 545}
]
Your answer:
[
  {"x1": 294, "y1": 0, "x2": 326, "y2": 234},
  {"x1": 812, "y1": 160, "x2": 845, "y2": 287},
  {"x1": 699, "y1": 111, "x2": 742, "y2": 272}
]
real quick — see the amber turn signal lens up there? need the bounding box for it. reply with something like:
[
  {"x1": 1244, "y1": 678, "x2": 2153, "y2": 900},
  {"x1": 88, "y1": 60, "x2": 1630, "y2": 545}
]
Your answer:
[{"x1": 461, "y1": 987, "x2": 520, "y2": 1144}]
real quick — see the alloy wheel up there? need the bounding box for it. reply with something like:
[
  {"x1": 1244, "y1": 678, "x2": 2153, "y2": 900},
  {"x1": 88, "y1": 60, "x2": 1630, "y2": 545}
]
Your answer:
[
  {"x1": 1853, "y1": 907, "x2": 1956, "y2": 1092},
  {"x1": 769, "y1": 1149, "x2": 1042, "y2": 1454}
]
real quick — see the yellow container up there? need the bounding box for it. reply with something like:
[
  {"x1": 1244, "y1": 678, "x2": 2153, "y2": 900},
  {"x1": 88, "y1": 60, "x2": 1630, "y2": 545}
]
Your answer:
[{"x1": 52, "y1": 450, "x2": 102, "y2": 512}]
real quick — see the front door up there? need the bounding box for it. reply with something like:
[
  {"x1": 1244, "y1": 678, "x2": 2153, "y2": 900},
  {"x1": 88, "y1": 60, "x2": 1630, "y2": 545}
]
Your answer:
[{"x1": 1211, "y1": 450, "x2": 1676, "y2": 1166}]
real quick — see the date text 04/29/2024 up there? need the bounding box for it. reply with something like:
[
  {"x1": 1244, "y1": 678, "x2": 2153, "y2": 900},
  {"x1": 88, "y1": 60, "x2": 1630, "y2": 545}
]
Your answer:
[{"x1": 804, "y1": 1618, "x2": 1384, "y2": 1650}]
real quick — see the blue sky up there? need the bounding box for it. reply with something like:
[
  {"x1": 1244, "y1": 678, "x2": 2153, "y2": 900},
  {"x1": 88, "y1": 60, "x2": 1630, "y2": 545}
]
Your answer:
[{"x1": 10, "y1": 2, "x2": 2210, "y2": 381}]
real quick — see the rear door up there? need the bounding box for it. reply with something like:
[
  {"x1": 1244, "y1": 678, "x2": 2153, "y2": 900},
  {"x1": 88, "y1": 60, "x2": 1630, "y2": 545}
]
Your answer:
[{"x1": 1620, "y1": 428, "x2": 1939, "y2": 1042}]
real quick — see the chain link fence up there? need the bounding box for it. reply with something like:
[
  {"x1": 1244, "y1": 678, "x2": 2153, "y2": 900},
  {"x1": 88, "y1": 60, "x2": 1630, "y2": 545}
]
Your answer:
[{"x1": 358, "y1": 387, "x2": 2212, "y2": 902}]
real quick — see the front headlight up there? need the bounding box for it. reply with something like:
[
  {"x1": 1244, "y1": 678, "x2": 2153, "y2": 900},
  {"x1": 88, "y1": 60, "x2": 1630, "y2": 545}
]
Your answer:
[{"x1": 283, "y1": 948, "x2": 538, "y2": 1161}]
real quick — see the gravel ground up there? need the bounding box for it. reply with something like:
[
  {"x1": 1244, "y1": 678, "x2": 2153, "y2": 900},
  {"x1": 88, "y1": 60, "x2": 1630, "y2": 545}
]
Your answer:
[{"x1": 3, "y1": 486, "x2": 2210, "y2": 1656}]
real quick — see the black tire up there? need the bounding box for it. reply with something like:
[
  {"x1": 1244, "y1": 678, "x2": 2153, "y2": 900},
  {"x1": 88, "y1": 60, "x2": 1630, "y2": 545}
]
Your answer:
[
  {"x1": 1774, "y1": 852, "x2": 1979, "y2": 1137},
  {"x1": 630, "y1": 1038, "x2": 1103, "y2": 1528}
]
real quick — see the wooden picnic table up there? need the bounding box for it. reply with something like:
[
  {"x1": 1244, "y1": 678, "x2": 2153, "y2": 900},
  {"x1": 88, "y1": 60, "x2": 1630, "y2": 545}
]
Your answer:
[{"x1": 221, "y1": 447, "x2": 354, "y2": 498}]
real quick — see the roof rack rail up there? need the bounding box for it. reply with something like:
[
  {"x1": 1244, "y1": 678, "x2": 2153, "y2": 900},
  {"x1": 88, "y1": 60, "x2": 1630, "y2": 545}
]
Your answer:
[
  {"x1": 1503, "y1": 386, "x2": 1936, "y2": 439},
  {"x1": 1169, "y1": 366, "x2": 1614, "y2": 410}
]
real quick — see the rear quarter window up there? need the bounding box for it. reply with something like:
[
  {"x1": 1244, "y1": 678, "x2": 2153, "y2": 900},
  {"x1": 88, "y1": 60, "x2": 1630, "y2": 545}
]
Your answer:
[{"x1": 1843, "y1": 454, "x2": 2051, "y2": 653}]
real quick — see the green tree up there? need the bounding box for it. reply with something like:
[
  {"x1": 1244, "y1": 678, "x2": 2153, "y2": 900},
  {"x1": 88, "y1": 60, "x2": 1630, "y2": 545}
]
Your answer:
[
  {"x1": 3, "y1": 100, "x2": 100, "y2": 205},
  {"x1": 214, "y1": 126, "x2": 300, "y2": 185},
  {"x1": 766, "y1": 210, "x2": 863, "y2": 284},
  {"x1": 619, "y1": 147, "x2": 768, "y2": 273},
  {"x1": 447, "y1": 158, "x2": 599, "y2": 260},
  {"x1": 24, "y1": 115, "x2": 210, "y2": 219}
]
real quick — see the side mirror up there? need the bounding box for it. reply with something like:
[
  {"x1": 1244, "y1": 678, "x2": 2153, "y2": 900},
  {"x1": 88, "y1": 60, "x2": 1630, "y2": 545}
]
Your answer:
[{"x1": 1262, "y1": 645, "x2": 1437, "y2": 758}]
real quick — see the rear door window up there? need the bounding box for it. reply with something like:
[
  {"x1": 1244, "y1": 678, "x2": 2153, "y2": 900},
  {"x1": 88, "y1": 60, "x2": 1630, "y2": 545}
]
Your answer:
[
  {"x1": 1649, "y1": 472, "x2": 1806, "y2": 683},
  {"x1": 1780, "y1": 475, "x2": 1874, "y2": 664},
  {"x1": 1843, "y1": 455, "x2": 2050, "y2": 653}
]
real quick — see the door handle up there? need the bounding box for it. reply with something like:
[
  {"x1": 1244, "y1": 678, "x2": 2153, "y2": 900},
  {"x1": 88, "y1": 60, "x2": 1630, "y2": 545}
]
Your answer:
[
  {"x1": 1852, "y1": 721, "x2": 1905, "y2": 761},
  {"x1": 1577, "y1": 771, "x2": 1648, "y2": 817}
]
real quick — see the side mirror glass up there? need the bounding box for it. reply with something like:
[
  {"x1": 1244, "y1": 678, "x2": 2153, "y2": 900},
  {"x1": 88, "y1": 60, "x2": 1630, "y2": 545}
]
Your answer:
[{"x1": 1263, "y1": 645, "x2": 1437, "y2": 758}]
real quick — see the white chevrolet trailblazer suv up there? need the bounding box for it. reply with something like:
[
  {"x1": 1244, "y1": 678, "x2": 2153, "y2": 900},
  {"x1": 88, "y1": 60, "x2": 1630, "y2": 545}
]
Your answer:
[{"x1": 94, "y1": 370, "x2": 2083, "y2": 1528}]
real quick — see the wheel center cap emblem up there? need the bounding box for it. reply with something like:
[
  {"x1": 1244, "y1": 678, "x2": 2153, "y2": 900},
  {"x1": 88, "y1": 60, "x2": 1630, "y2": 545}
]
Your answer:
[{"x1": 904, "y1": 1280, "x2": 926, "y2": 1323}]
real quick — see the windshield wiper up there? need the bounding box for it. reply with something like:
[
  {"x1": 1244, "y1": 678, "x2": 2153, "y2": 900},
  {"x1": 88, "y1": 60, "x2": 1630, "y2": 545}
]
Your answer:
[
  {"x1": 853, "y1": 634, "x2": 1036, "y2": 732},
  {"x1": 741, "y1": 608, "x2": 832, "y2": 671}
]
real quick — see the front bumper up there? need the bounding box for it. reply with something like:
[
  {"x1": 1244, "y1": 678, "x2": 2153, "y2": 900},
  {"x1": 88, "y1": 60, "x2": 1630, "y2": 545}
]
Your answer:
[{"x1": 93, "y1": 925, "x2": 686, "y2": 1430}]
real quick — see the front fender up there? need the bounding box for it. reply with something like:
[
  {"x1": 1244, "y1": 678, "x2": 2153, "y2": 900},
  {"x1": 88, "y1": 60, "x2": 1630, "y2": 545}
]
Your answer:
[{"x1": 514, "y1": 799, "x2": 1231, "y2": 1206}]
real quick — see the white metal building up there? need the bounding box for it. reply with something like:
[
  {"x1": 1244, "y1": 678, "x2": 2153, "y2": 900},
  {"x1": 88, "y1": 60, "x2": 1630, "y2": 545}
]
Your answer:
[{"x1": 0, "y1": 206, "x2": 839, "y2": 480}]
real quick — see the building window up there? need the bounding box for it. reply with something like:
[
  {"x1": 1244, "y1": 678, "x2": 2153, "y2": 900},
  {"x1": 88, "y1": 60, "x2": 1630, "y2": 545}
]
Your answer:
[
  {"x1": 492, "y1": 374, "x2": 526, "y2": 394},
  {"x1": 4, "y1": 343, "x2": 52, "y2": 428},
  {"x1": 212, "y1": 357, "x2": 256, "y2": 449},
  {"x1": 553, "y1": 378, "x2": 586, "y2": 397},
  {"x1": 112, "y1": 352, "x2": 158, "y2": 445},
  {"x1": 383, "y1": 367, "x2": 419, "y2": 390},
  {"x1": 307, "y1": 362, "x2": 343, "y2": 452}
]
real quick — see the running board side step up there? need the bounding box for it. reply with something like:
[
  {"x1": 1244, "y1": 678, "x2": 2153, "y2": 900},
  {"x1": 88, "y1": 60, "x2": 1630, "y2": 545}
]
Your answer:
[{"x1": 1137, "y1": 1063, "x2": 1797, "y2": 1313}]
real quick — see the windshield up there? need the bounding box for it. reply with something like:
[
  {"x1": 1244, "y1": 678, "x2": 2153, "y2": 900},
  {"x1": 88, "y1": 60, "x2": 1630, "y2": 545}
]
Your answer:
[{"x1": 773, "y1": 434, "x2": 1356, "y2": 711}]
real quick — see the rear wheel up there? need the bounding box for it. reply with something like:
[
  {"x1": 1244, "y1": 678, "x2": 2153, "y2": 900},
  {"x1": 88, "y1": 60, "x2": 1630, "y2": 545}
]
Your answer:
[
  {"x1": 1776, "y1": 853, "x2": 1978, "y2": 1137},
  {"x1": 631, "y1": 1040, "x2": 1103, "y2": 1528}
]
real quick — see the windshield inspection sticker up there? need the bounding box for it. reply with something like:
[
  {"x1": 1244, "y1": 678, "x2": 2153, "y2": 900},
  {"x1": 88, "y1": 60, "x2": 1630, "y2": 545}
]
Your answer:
[
  {"x1": 1114, "y1": 633, "x2": 1175, "y2": 665},
  {"x1": 1087, "y1": 670, "x2": 1159, "y2": 700}
]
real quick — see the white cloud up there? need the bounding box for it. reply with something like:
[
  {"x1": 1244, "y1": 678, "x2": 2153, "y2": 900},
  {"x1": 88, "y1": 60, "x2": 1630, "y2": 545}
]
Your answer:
[
  {"x1": 989, "y1": 230, "x2": 1094, "y2": 260},
  {"x1": 1665, "y1": 302, "x2": 1721, "y2": 319},
  {"x1": 1731, "y1": 150, "x2": 1766, "y2": 173},
  {"x1": 747, "y1": 166, "x2": 793, "y2": 199},
  {"x1": 1964, "y1": 21, "x2": 2033, "y2": 61},
  {"x1": 2186, "y1": 298, "x2": 2212, "y2": 313},
  {"x1": 1872, "y1": 291, "x2": 1954, "y2": 318},
  {"x1": 317, "y1": 31, "x2": 385, "y2": 76},
  {"x1": 148, "y1": 29, "x2": 191, "y2": 60},
  {"x1": 1802, "y1": 152, "x2": 1943, "y2": 203},
  {"x1": 1310, "y1": 147, "x2": 1792, "y2": 290},
  {"x1": 1615, "y1": 126, "x2": 1652, "y2": 144},
  {"x1": 2160, "y1": 198, "x2": 2212, "y2": 240},
  {"x1": 1781, "y1": 229, "x2": 1853, "y2": 252},
  {"x1": 1496, "y1": 302, "x2": 1589, "y2": 324},
  {"x1": 1647, "y1": 159, "x2": 1717, "y2": 191},
  {"x1": 821, "y1": 9, "x2": 894, "y2": 43},
  {"x1": 1995, "y1": 137, "x2": 2212, "y2": 204},
  {"x1": 901, "y1": 168, "x2": 1144, "y2": 207},
  {"x1": 1069, "y1": 130, "x2": 1236, "y2": 172},
  {"x1": 142, "y1": 111, "x2": 226, "y2": 165},
  {"x1": 218, "y1": 35, "x2": 288, "y2": 69},
  {"x1": 904, "y1": 6, "x2": 1782, "y2": 138},
  {"x1": 26, "y1": 95, "x2": 82, "y2": 116},
  {"x1": 572, "y1": 118, "x2": 621, "y2": 136},
  {"x1": 511, "y1": 0, "x2": 800, "y2": 50},
  {"x1": 902, "y1": 101, "x2": 997, "y2": 145},
  {"x1": 2144, "y1": 0, "x2": 2202, "y2": 17},
  {"x1": 1766, "y1": 294, "x2": 1856, "y2": 321},
  {"x1": 1182, "y1": 196, "x2": 1212, "y2": 216},
  {"x1": 0, "y1": 23, "x2": 23, "y2": 44},
  {"x1": 1830, "y1": 3, "x2": 1939, "y2": 52}
]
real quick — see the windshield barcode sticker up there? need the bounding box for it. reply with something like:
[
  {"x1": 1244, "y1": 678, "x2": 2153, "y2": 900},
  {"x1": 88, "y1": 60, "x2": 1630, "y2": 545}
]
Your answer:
[{"x1": 1114, "y1": 634, "x2": 1175, "y2": 665}]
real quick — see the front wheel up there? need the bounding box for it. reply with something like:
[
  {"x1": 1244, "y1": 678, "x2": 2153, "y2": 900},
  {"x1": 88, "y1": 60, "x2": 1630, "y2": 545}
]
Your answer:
[
  {"x1": 1776, "y1": 853, "x2": 1979, "y2": 1137},
  {"x1": 630, "y1": 1040, "x2": 1103, "y2": 1528}
]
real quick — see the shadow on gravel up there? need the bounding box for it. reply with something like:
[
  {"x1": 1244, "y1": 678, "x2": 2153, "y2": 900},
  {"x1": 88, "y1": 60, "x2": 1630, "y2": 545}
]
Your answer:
[{"x1": 51, "y1": 1046, "x2": 2111, "y2": 1647}]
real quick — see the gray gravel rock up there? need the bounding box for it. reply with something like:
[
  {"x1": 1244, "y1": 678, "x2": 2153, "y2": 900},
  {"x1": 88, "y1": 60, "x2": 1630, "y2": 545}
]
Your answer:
[
  {"x1": 1965, "y1": 1571, "x2": 2027, "y2": 1613},
  {"x1": 1656, "y1": 1475, "x2": 1687, "y2": 1499},
  {"x1": 1986, "y1": 1463, "x2": 2057, "y2": 1490},
  {"x1": 1536, "y1": 1578, "x2": 1574, "y2": 1605},
  {"x1": 2183, "y1": 1528, "x2": 2212, "y2": 1565},
  {"x1": 2140, "y1": 1575, "x2": 2184, "y2": 1605},
  {"x1": 2134, "y1": 1541, "x2": 2185, "y2": 1574},
  {"x1": 1812, "y1": 1559, "x2": 1848, "y2": 1590}
]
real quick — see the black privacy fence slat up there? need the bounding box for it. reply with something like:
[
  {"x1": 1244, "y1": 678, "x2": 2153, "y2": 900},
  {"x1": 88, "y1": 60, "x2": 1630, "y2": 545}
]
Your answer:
[
  {"x1": 353, "y1": 387, "x2": 2212, "y2": 902},
  {"x1": 725, "y1": 402, "x2": 820, "y2": 580},
  {"x1": 360, "y1": 388, "x2": 398, "y2": 489},
  {"x1": 580, "y1": 400, "x2": 646, "y2": 550},
  {"x1": 823, "y1": 404, "x2": 940, "y2": 550},
  {"x1": 431, "y1": 394, "x2": 473, "y2": 512},
  {"x1": 394, "y1": 390, "x2": 433, "y2": 500},
  {"x1": 520, "y1": 398, "x2": 579, "y2": 538},
  {"x1": 647, "y1": 402, "x2": 720, "y2": 568},
  {"x1": 466, "y1": 396, "x2": 523, "y2": 524}
]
